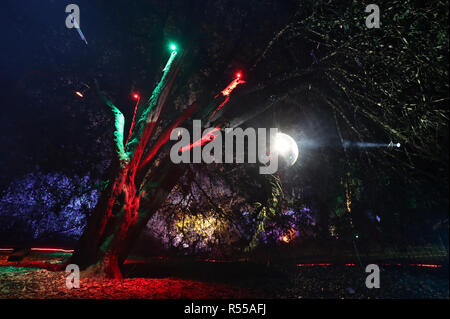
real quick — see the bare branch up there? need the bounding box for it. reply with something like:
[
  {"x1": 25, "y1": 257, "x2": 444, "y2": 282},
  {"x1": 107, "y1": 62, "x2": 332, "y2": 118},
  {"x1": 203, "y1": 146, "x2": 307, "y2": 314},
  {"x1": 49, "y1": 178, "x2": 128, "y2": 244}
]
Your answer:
[{"x1": 94, "y1": 80, "x2": 128, "y2": 164}]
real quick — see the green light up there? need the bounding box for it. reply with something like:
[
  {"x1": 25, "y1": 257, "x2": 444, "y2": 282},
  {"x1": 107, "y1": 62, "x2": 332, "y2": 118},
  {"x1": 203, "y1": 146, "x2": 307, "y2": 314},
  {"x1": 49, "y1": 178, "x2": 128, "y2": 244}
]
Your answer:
[
  {"x1": 170, "y1": 43, "x2": 177, "y2": 51},
  {"x1": 355, "y1": 234, "x2": 359, "y2": 239}
]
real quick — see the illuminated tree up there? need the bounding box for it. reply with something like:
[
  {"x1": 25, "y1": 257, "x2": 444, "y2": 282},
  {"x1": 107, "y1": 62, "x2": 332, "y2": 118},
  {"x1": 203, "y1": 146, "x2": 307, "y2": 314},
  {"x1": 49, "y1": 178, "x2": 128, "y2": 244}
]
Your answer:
[
  {"x1": 70, "y1": 0, "x2": 448, "y2": 278},
  {"x1": 70, "y1": 43, "x2": 250, "y2": 277}
]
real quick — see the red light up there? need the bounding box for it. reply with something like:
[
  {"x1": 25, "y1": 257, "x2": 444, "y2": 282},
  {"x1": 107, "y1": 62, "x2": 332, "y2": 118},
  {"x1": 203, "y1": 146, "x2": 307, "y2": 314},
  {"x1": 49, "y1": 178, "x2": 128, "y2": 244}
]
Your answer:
[
  {"x1": 296, "y1": 263, "x2": 331, "y2": 267},
  {"x1": 133, "y1": 93, "x2": 140, "y2": 99},
  {"x1": 281, "y1": 235, "x2": 289, "y2": 243},
  {"x1": 31, "y1": 247, "x2": 74, "y2": 253},
  {"x1": 410, "y1": 264, "x2": 442, "y2": 268},
  {"x1": 236, "y1": 72, "x2": 242, "y2": 78}
]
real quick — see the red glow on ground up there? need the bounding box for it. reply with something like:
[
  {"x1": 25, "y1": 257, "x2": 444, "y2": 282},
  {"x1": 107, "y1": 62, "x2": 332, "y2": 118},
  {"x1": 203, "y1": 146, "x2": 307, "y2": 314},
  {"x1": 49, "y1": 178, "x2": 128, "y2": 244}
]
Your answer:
[
  {"x1": 295, "y1": 263, "x2": 443, "y2": 268},
  {"x1": 30, "y1": 248, "x2": 74, "y2": 253},
  {"x1": 200, "y1": 259, "x2": 233, "y2": 263},
  {"x1": 409, "y1": 264, "x2": 442, "y2": 268},
  {"x1": 123, "y1": 259, "x2": 150, "y2": 264},
  {"x1": 126, "y1": 95, "x2": 141, "y2": 145},
  {"x1": 297, "y1": 263, "x2": 332, "y2": 267}
]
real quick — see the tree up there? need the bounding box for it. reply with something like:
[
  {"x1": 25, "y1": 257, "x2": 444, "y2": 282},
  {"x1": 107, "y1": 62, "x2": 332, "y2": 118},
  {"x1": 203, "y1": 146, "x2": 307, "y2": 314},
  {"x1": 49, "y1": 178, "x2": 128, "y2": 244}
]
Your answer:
[
  {"x1": 70, "y1": 0, "x2": 448, "y2": 278},
  {"x1": 70, "y1": 43, "x2": 252, "y2": 277}
]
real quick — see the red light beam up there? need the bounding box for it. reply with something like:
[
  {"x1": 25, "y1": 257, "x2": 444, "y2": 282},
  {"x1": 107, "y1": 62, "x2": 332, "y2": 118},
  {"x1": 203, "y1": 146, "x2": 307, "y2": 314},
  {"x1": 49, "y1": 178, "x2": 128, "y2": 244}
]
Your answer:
[{"x1": 126, "y1": 94, "x2": 141, "y2": 145}]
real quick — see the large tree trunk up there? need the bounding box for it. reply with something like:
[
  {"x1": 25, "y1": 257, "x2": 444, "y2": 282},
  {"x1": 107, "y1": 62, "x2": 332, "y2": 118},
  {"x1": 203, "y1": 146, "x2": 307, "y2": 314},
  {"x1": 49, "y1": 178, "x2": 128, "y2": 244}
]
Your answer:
[
  {"x1": 70, "y1": 49, "x2": 185, "y2": 278},
  {"x1": 71, "y1": 153, "x2": 185, "y2": 278}
]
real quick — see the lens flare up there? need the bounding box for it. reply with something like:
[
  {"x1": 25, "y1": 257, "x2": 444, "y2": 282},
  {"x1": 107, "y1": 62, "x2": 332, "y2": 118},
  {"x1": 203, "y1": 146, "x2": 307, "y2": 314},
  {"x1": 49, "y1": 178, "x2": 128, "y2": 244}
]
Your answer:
[{"x1": 273, "y1": 132, "x2": 299, "y2": 166}]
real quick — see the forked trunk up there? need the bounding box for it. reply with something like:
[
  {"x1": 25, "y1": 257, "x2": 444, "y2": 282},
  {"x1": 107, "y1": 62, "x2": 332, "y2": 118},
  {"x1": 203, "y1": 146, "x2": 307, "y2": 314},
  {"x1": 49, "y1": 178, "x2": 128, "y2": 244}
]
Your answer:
[{"x1": 71, "y1": 156, "x2": 184, "y2": 278}]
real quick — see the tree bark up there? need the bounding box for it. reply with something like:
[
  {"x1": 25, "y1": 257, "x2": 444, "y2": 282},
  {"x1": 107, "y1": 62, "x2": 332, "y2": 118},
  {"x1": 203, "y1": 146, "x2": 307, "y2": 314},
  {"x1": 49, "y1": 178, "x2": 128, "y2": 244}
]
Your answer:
[{"x1": 71, "y1": 153, "x2": 185, "y2": 278}]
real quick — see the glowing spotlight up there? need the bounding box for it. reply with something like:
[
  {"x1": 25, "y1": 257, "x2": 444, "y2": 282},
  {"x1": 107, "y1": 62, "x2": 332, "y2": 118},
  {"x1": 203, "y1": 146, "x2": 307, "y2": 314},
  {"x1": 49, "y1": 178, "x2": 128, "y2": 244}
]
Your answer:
[
  {"x1": 273, "y1": 132, "x2": 299, "y2": 167},
  {"x1": 236, "y1": 72, "x2": 242, "y2": 79},
  {"x1": 388, "y1": 141, "x2": 401, "y2": 148},
  {"x1": 274, "y1": 136, "x2": 290, "y2": 154},
  {"x1": 169, "y1": 43, "x2": 177, "y2": 51},
  {"x1": 75, "y1": 91, "x2": 83, "y2": 98},
  {"x1": 132, "y1": 93, "x2": 140, "y2": 100}
]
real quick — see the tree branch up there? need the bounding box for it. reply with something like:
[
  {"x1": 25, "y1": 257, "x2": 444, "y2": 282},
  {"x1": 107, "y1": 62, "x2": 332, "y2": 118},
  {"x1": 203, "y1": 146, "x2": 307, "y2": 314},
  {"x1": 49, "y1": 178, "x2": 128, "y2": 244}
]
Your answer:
[
  {"x1": 94, "y1": 80, "x2": 129, "y2": 164},
  {"x1": 138, "y1": 101, "x2": 199, "y2": 171}
]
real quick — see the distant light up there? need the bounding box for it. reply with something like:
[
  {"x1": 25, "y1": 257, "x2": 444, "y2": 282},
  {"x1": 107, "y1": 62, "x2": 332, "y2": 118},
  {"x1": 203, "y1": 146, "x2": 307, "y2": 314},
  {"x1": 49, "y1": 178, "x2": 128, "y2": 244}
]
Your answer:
[
  {"x1": 236, "y1": 72, "x2": 242, "y2": 79},
  {"x1": 132, "y1": 93, "x2": 140, "y2": 99},
  {"x1": 396, "y1": 143, "x2": 401, "y2": 148},
  {"x1": 75, "y1": 91, "x2": 83, "y2": 98},
  {"x1": 281, "y1": 235, "x2": 290, "y2": 243},
  {"x1": 170, "y1": 43, "x2": 177, "y2": 51},
  {"x1": 355, "y1": 234, "x2": 359, "y2": 239},
  {"x1": 274, "y1": 134, "x2": 291, "y2": 155},
  {"x1": 376, "y1": 215, "x2": 381, "y2": 222}
]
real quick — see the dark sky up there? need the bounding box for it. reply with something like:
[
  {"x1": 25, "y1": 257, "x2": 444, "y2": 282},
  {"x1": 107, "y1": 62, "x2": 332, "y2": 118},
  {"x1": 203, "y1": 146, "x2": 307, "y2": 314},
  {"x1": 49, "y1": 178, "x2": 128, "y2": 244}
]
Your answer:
[{"x1": 0, "y1": 1, "x2": 147, "y2": 185}]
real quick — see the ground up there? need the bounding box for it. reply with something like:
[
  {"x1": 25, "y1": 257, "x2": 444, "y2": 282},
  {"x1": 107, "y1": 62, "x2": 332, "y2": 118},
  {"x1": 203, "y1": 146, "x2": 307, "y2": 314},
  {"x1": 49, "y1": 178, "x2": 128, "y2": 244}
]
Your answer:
[
  {"x1": 0, "y1": 252, "x2": 448, "y2": 299},
  {"x1": 0, "y1": 267, "x2": 255, "y2": 299}
]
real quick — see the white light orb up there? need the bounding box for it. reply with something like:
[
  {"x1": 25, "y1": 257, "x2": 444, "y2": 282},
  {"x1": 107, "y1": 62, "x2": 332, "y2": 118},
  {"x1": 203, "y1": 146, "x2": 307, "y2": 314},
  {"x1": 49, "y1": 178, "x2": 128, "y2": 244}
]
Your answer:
[{"x1": 273, "y1": 132, "x2": 299, "y2": 167}]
